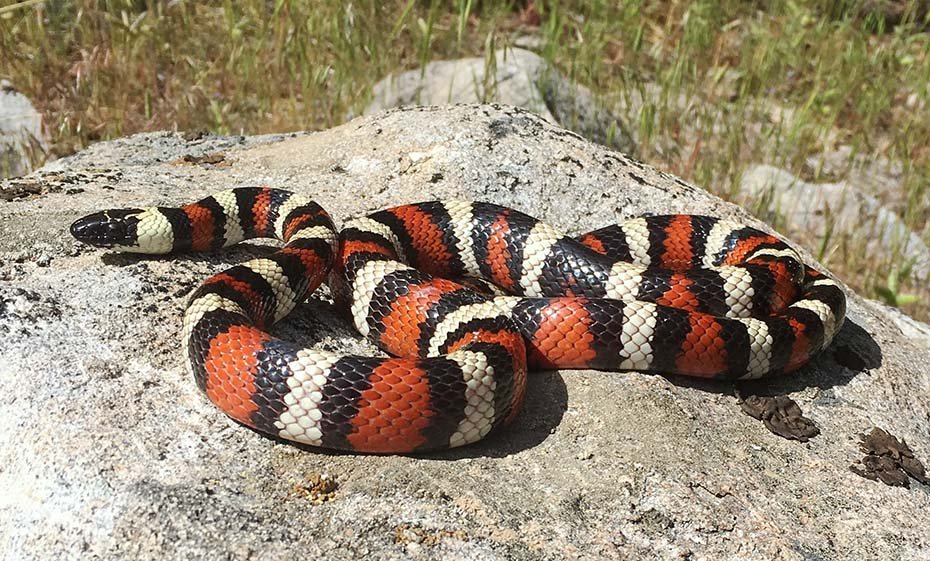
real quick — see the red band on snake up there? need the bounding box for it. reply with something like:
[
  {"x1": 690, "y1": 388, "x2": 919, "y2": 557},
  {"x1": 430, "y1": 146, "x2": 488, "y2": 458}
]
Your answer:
[{"x1": 71, "y1": 187, "x2": 846, "y2": 453}]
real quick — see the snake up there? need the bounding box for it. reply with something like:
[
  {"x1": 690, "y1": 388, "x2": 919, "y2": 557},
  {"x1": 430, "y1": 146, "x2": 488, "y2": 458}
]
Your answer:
[{"x1": 70, "y1": 187, "x2": 846, "y2": 453}]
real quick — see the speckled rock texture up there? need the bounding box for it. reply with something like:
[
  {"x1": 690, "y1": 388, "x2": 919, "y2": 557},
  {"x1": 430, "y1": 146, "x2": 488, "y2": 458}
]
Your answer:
[{"x1": 1, "y1": 105, "x2": 928, "y2": 561}]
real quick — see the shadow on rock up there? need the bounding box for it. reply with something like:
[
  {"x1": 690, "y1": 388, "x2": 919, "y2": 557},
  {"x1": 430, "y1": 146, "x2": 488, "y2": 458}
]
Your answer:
[
  {"x1": 672, "y1": 317, "x2": 881, "y2": 398},
  {"x1": 244, "y1": 372, "x2": 569, "y2": 459},
  {"x1": 211, "y1": 297, "x2": 570, "y2": 459},
  {"x1": 95, "y1": 241, "x2": 879, "y2": 453},
  {"x1": 431, "y1": 370, "x2": 569, "y2": 460},
  {"x1": 665, "y1": 318, "x2": 882, "y2": 441}
]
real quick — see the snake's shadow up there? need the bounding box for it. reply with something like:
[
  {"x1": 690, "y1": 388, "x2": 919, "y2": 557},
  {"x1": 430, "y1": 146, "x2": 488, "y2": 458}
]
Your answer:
[
  {"x1": 104, "y1": 246, "x2": 881, "y2": 457},
  {"x1": 271, "y1": 369, "x2": 570, "y2": 459},
  {"x1": 275, "y1": 298, "x2": 572, "y2": 459},
  {"x1": 429, "y1": 316, "x2": 882, "y2": 460},
  {"x1": 105, "y1": 245, "x2": 573, "y2": 457},
  {"x1": 666, "y1": 317, "x2": 880, "y2": 398}
]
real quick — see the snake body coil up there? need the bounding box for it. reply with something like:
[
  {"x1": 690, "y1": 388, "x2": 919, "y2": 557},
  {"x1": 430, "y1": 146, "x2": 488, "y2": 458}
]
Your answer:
[{"x1": 71, "y1": 187, "x2": 846, "y2": 453}]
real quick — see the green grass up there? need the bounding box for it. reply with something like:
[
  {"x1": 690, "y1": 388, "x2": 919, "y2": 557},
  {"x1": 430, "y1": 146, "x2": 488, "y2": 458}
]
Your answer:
[{"x1": 2, "y1": 0, "x2": 929, "y2": 319}]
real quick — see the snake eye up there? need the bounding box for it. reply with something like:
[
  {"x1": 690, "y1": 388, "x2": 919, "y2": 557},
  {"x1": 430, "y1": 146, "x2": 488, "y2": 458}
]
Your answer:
[{"x1": 70, "y1": 209, "x2": 141, "y2": 248}]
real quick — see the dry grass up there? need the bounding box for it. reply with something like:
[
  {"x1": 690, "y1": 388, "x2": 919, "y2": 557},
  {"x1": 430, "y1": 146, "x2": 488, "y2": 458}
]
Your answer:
[{"x1": 1, "y1": 0, "x2": 928, "y2": 318}]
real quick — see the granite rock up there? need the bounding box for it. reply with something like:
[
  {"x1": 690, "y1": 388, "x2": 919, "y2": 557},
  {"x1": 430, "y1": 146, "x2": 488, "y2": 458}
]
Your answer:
[{"x1": 1, "y1": 105, "x2": 928, "y2": 561}]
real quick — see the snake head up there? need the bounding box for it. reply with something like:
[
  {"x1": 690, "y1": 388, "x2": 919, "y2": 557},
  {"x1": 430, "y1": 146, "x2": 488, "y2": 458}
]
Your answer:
[{"x1": 70, "y1": 209, "x2": 146, "y2": 250}]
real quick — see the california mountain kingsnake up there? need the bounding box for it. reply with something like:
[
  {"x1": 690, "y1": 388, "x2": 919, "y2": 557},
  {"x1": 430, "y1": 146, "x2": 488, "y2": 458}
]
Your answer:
[{"x1": 71, "y1": 187, "x2": 846, "y2": 453}]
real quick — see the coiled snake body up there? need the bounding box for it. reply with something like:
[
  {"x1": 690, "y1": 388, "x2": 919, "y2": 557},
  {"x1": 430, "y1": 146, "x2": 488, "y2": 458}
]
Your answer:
[{"x1": 71, "y1": 187, "x2": 846, "y2": 453}]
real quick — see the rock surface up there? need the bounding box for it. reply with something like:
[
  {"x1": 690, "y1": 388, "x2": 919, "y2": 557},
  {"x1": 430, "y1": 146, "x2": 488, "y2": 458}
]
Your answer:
[
  {"x1": 740, "y1": 163, "x2": 930, "y2": 281},
  {"x1": 1, "y1": 105, "x2": 928, "y2": 560},
  {"x1": 364, "y1": 47, "x2": 635, "y2": 155},
  {"x1": 0, "y1": 80, "x2": 46, "y2": 178}
]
